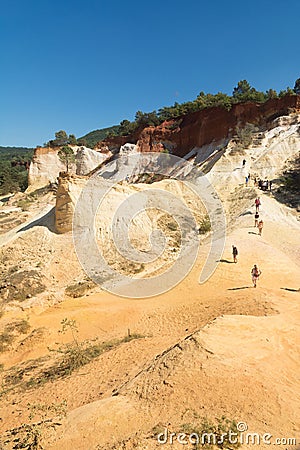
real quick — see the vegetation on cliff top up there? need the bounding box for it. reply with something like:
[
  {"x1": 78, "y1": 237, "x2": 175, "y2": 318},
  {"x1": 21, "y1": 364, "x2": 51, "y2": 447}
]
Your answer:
[
  {"x1": 79, "y1": 78, "x2": 299, "y2": 145},
  {"x1": 54, "y1": 80, "x2": 298, "y2": 148},
  {"x1": 0, "y1": 79, "x2": 299, "y2": 195}
]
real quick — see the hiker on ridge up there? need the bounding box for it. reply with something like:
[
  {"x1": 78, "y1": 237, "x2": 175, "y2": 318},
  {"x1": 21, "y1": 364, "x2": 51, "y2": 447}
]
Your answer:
[
  {"x1": 251, "y1": 264, "x2": 262, "y2": 288},
  {"x1": 232, "y1": 245, "x2": 238, "y2": 263},
  {"x1": 255, "y1": 197, "x2": 261, "y2": 212},
  {"x1": 258, "y1": 219, "x2": 264, "y2": 236}
]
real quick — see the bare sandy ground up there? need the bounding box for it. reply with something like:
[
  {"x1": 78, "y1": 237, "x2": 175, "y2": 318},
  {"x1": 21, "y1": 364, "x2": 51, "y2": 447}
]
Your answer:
[{"x1": 0, "y1": 186, "x2": 299, "y2": 449}]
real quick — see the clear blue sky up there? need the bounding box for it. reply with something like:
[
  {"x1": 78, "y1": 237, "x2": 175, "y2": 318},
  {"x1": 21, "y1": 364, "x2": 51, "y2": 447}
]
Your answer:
[{"x1": 0, "y1": 0, "x2": 299, "y2": 147}]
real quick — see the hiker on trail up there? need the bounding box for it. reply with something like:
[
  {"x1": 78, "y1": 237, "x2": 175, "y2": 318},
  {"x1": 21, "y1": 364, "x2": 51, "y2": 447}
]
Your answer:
[
  {"x1": 255, "y1": 197, "x2": 261, "y2": 212},
  {"x1": 269, "y1": 180, "x2": 272, "y2": 192},
  {"x1": 251, "y1": 264, "x2": 262, "y2": 288},
  {"x1": 262, "y1": 180, "x2": 268, "y2": 191},
  {"x1": 232, "y1": 245, "x2": 238, "y2": 263},
  {"x1": 258, "y1": 179, "x2": 262, "y2": 189},
  {"x1": 258, "y1": 219, "x2": 264, "y2": 236},
  {"x1": 242, "y1": 159, "x2": 246, "y2": 167},
  {"x1": 245, "y1": 176, "x2": 249, "y2": 187},
  {"x1": 254, "y1": 211, "x2": 259, "y2": 227}
]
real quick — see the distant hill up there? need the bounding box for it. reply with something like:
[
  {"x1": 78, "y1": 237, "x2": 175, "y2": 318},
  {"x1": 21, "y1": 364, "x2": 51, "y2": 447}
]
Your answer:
[
  {"x1": 0, "y1": 146, "x2": 34, "y2": 194},
  {"x1": 0, "y1": 146, "x2": 34, "y2": 161},
  {"x1": 79, "y1": 125, "x2": 120, "y2": 148}
]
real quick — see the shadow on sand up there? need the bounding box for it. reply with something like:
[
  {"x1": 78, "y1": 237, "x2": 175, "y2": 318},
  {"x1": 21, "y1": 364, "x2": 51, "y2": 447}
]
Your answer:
[
  {"x1": 228, "y1": 286, "x2": 251, "y2": 291},
  {"x1": 217, "y1": 259, "x2": 235, "y2": 264},
  {"x1": 280, "y1": 287, "x2": 299, "y2": 292},
  {"x1": 17, "y1": 207, "x2": 57, "y2": 234},
  {"x1": 248, "y1": 231, "x2": 259, "y2": 235}
]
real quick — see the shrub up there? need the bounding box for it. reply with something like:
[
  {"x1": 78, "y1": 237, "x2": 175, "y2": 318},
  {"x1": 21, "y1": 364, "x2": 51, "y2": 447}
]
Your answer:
[
  {"x1": 199, "y1": 215, "x2": 211, "y2": 234},
  {"x1": 179, "y1": 416, "x2": 241, "y2": 449},
  {"x1": 235, "y1": 123, "x2": 258, "y2": 149}
]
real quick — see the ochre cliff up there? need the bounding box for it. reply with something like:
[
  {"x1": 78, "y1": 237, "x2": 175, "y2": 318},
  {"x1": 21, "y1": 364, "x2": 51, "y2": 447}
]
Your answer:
[{"x1": 99, "y1": 95, "x2": 300, "y2": 157}]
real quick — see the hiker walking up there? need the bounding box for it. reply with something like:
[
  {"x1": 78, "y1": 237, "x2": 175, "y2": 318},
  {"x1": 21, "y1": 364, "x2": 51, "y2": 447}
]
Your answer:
[
  {"x1": 245, "y1": 176, "x2": 249, "y2": 187},
  {"x1": 269, "y1": 180, "x2": 272, "y2": 192},
  {"x1": 254, "y1": 211, "x2": 259, "y2": 227},
  {"x1": 255, "y1": 197, "x2": 261, "y2": 212},
  {"x1": 242, "y1": 159, "x2": 246, "y2": 167},
  {"x1": 251, "y1": 264, "x2": 262, "y2": 288},
  {"x1": 262, "y1": 180, "x2": 268, "y2": 191},
  {"x1": 232, "y1": 245, "x2": 238, "y2": 263},
  {"x1": 258, "y1": 219, "x2": 264, "y2": 236}
]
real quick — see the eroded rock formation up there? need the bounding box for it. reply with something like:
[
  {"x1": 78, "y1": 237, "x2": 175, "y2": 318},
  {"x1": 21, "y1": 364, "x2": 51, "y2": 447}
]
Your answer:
[
  {"x1": 55, "y1": 173, "x2": 87, "y2": 234},
  {"x1": 28, "y1": 146, "x2": 111, "y2": 191},
  {"x1": 100, "y1": 95, "x2": 300, "y2": 156}
]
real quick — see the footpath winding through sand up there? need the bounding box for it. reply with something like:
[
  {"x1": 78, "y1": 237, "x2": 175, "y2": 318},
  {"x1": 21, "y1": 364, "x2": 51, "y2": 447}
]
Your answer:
[{"x1": 0, "y1": 186, "x2": 298, "y2": 449}]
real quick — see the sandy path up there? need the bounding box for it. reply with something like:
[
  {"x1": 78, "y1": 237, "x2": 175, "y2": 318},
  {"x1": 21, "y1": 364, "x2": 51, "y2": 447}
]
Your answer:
[{"x1": 0, "y1": 188, "x2": 299, "y2": 449}]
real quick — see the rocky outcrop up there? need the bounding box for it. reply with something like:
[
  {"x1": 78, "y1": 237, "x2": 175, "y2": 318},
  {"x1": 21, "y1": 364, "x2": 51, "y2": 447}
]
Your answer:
[
  {"x1": 75, "y1": 146, "x2": 110, "y2": 175},
  {"x1": 28, "y1": 146, "x2": 66, "y2": 190},
  {"x1": 207, "y1": 113, "x2": 300, "y2": 191},
  {"x1": 55, "y1": 173, "x2": 87, "y2": 234},
  {"x1": 30, "y1": 97, "x2": 300, "y2": 194},
  {"x1": 28, "y1": 146, "x2": 111, "y2": 191},
  {"x1": 100, "y1": 95, "x2": 300, "y2": 157}
]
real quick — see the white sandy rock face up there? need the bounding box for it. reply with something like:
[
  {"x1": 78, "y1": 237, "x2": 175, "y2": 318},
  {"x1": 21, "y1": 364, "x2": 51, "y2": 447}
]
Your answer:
[
  {"x1": 75, "y1": 146, "x2": 109, "y2": 175},
  {"x1": 28, "y1": 146, "x2": 111, "y2": 191},
  {"x1": 207, "y1": 114, "x2": 300, "y2": 191},
  {"x1": 28, "y1": 147, "x2": 67, "y2": 190}
]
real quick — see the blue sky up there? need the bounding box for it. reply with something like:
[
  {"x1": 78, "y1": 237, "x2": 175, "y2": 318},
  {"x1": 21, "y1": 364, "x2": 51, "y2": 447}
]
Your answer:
[{"x1": 0, "y1": 0, "x2": 299, "y2": 147}]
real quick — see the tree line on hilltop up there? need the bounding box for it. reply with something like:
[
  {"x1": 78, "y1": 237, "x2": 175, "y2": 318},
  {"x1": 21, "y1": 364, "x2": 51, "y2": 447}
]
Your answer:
[
  {"x1": 47, "y1": 79, "x2": 300, "y2": 148},
  {"x1": 0, "y1": 79, "x2": 299, "y2": 195},
  {"x1": 76, "y1": 78, "x2": 300, "y2": 145}
]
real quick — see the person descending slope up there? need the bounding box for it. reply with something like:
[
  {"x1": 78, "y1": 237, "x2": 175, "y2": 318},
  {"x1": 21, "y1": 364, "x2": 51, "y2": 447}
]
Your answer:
[
  {"x1": 232, "y1": 245, "x2": 238, "y2": 263},
  {"x1": 258, "y1": 219, "x2": 264, "y2": 236},
  {"x1": 251, "y1": 264, "x2": 262, "y2": 288},
  {"x1": 255, "y1": 197, "x2": 261, "y2": 212},
  {"x1": 254, "y1": 211, "x2": 259, "y2": 227}
]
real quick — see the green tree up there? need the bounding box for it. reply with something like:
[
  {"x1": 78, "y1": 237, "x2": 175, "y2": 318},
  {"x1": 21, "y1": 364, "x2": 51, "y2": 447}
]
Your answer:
[
  {"x1": 278, "y1": 87, "x2": 295, "y2": 97},
  {"x1": 119, "y1": 119, "x2": 136, "y2": 135},
  {"x1": 58, "y1": 146, "x2": 76, "y2": 172},
  {"x1": 232, "y1": 80, "x2": 266, "y2": 103},
  {"x1": 54, "y1": 130, "x2": 69, "y2": 146},
  {"x1": 266, "y1": 89, "x2": 278, "y2": 99},
  {"x1": 293, "y1": 78, "x2": 300, "y2": 95},
  {"x1": 77, "y1": 138, "x2": 87, "y2": 146},
  {"x1": 68, "y1": 134, "x2": 77, "y2": 145},
  {"x1": 233, "y1": 80, "x2": 252, "y2": 99}
]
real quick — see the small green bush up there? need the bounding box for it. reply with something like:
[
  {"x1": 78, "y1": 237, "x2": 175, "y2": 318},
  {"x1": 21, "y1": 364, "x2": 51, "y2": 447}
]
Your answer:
[
  {"x1": 179, "y1": 416, "x2": 241, "y2": 449},
  {"x1": 199, "y1": 216, "x2": 211, "y2": 234}
]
